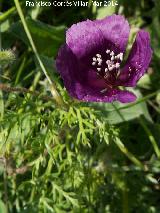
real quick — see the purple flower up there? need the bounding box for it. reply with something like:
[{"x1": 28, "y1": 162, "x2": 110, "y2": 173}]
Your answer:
[{"x1": 56, "y1": 15, "x2": 152, "y2": 103}]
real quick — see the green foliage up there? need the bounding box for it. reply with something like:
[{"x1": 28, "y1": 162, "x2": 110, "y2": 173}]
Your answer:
[
  {"x1": 0, "y1": 0, "x2": 160, "y2": 213},
  {"x1": 10, "y1": 19, "x2": 65, "y2": 57},
  {"x1": 0, "y1": 50, "x2": 15, "y2": 66}
]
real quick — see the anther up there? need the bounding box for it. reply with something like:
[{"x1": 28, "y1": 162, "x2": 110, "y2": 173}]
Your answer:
[
  {"x1": 119, "y1": 53, "x2": 123, "y2": 61},
  {"x1": 97, "y1": 68, "x2": 101, "y2": 72},
  {"x1": 105, "y1": 68, "x2": 108, "y2": 72},
  {"x1": 97, "y1": 58, "x2": 102, "y2": 62},
  {"x1": 98, "y1": 61, "x2": 102, "y2": 66},
  {"x1": 116, "y1": 54, "x2": 119, "y2": 59},
  {"x1": 108, "y1": 63, "x2": 114, "y2": 68},
  {"x1": 115, "y1": 63, "x2": 120, "y2": 69},
  {"x1": 92, "y1": 62, "x2": 96, "y2": 66},
  {"x1": 111, "y1": 56, "x2": 114, "y2": 61},
  {"x1": 110, "y1": 51, "x2": 114, "y2": 56},
  {"x1": 96, "y1": 54, "x2": 101, "y2": 58},
  {"x1": 92, "y1": 57, "x2": 97, "y2": 61},
  {"x1": 97, "y1": 58, "x2": 102, "y2": 66},
  {"x1": 106, "y1": 49, "x2": 110, "y2": 54},
  {"x1": 109, "y1": 66, "x2": 114, "y2": 71},
  {"x1": 106, "y1": 60, "x2": 110, "y2": 65}
]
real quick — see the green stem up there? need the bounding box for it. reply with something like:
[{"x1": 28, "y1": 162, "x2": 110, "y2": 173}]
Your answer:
[
  {"x1": 3, "y1": 158, "x2": 9, "y2": 213},
  {"x1": 109, "y1": 90, "x2": 160, "y2": 112},
  {"x1": 122, "y1": 188, "x2": 129, "y2": 213},
  {"x1": 0, "y1": 6, "x2": 16, "y2": 23},
  {"x1": 112, "y1": 103, "x2": 126, "y2": 122},
  {"x1": 139, "y1": 117, "x2": 160, "y2": 159},
  {"x1": 114, "y1": 137, "x2": 144, "y2": 170},
  {"x1": 147, "y1": 100, "x2": 160, "y2": 114},
  {"x1": 14, "y1": 0, "x2": 64, "y2": 106},
  {"x1": 15, "y1": 54, "x2": 27, "y2": 85},
  {"x1": 0, "y1": 83, "x2": 55, "y2": 102},
  {"x1": 0, "y1": 13, "x2": 4, "y2": 120}
]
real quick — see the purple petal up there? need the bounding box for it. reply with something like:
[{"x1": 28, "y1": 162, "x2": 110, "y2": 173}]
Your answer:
[
  {"x1": 118, "y1": 30, "x2": 152, "y2": 87},
  {"x1": 56, "y1": 44, "x2": 79, "y2": 98},
  {"x1": 81, "y1": 89, "x2": 137, "y2": 103},
  {"x1": 95, "y1": 15, "x2": 130, "y2": 52},
  {"x1": 66, "y1": 19, "x2": 104, "y2": 59},
  {"x1": 85, "y1": 69, "x2": 106, "y2": 89},
  {"x1": 115, "y1": 90, "x2": 137, "y2": 103}
]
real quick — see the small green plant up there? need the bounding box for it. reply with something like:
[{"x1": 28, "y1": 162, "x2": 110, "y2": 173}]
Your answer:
[{"x1": 0, "y1": 50, "x2": 15, "y2": 66}]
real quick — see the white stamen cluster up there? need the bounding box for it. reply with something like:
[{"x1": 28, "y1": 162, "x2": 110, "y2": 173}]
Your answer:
[
  {"x1": 92, "y1": 49, "x2": 124, "y2": 75},
  {"x1": 92, "y1": 54, "x2": 103, "y2": 72}
]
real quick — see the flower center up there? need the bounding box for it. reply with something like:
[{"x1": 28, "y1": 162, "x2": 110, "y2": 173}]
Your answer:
[{"x1": 92, "y1": 49, "x2": 124, "y2": 88}]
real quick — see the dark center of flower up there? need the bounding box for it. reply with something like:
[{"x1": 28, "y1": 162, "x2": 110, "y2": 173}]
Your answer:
[{"x1": 92, "y1": 49, "x2": 124, "y2": 91}]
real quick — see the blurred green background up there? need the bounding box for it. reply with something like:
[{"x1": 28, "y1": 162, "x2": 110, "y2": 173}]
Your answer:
[{"x1": 0, "y1": 0, "x2": 160, "y2": 212}]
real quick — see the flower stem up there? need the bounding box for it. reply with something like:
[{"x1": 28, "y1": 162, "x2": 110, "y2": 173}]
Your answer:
[
  {"x1": 122, "y1": 188, "x2": 129, "y2": 213},
  {"x1": 139, "y1": 117, "x2": 160, "y2": 159},
  {"x1": 0, "y1": 83, "x2": 55, "y2": 102},
  {"x1": 14, "y1": 0, "x2": 64, "y2": 106},
  {"x1": 110, "y1": 90, "x2": 160, "y2": 112},
  {"x1": 0, "y1": 6, "x2": 16, "y2": 24},
  {"x1": 114, "y1": 137, "x2": 144, "y2": 170}
]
